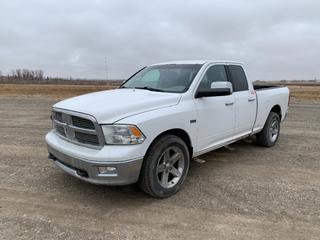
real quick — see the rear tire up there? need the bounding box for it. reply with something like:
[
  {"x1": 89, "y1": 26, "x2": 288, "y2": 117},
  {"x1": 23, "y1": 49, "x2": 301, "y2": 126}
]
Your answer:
[
  {"x1": 257, "y1": 112, "x2": 281, "y2": 147},
  {"x1": 139, "y1": 135, "x2": 190, "y2": 198}
]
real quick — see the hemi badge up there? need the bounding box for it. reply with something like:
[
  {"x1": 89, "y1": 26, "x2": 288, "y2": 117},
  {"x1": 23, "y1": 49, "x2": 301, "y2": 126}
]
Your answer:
[{"x1": 190, "y1": 119, "x2": 196, "y2": 124}]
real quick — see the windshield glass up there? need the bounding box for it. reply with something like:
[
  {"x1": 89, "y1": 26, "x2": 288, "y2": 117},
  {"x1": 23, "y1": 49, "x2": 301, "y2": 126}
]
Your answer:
[{"x1": 121, "y1": 64, "x2": 202, "y2": 93}]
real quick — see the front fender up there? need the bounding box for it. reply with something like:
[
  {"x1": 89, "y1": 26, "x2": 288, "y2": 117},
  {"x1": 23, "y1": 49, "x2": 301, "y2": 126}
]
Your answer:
[{"x1": 115, "y1": 100, "x2": 197, "y2": 154}]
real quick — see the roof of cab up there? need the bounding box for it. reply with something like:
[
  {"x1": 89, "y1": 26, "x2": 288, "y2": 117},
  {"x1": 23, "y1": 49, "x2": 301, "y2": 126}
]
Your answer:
[{"x1": 149, "y1": 60, "x2": 243, "y2": 66}]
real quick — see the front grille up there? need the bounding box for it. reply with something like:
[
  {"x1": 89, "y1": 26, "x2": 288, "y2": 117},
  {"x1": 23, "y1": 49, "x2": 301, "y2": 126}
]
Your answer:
[
  {"x1": 55, "y1": 125, "x2": 66, "y2": 137},
  {"x1": 54, "y1": 112, "x2": 63, "y2": 122},
  {"x1": 52, "y1": 110, "x2": 103, "y2": 148},
  {"x1": 72, "y1": 116, "x2": 95, "y2": 129},
  {"x1": 75, "y1": 132, "x2": 99, "y2": 145}
]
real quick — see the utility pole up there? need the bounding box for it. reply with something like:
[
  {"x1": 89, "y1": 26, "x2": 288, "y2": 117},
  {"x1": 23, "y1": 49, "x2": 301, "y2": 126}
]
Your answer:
[{"x1": 105, "y1": 57, "x2": 108, "y2": 80}]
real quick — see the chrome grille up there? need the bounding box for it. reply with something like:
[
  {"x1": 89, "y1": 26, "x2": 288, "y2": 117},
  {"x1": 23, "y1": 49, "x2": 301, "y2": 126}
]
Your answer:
[
  {"x1": 55, "y1": 125, "x2": 66, "y2": 137},
  {"x1": 75, "y1": 132, "x2": 99, "y2": 145},
  {"x1": 71, "y1": 116, "x2": 95, "y2": 129},
  {"x1": 52, "y1": 109, "x2": 104, "y2": 148},
  {"x1": 55, "y1": 112, "x2": 63, "y2": 122}
]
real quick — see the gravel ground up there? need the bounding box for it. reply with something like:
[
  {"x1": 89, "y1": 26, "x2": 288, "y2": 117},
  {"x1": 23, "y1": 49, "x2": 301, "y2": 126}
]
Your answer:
[{"x1": 0, "y1": 95, "x2": 319, "y2": 240}]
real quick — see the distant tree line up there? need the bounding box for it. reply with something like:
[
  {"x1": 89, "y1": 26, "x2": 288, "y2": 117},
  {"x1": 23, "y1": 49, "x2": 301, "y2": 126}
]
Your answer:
[
  {"x1": 9, "y1": 69, "x2": 44, "y2": 81},
  {"x1": 0, "y1": 69, "x2": 45, "y2": 83},
  {"x1": 0, "y1": 69, "x2": 123, "y2": 86}
]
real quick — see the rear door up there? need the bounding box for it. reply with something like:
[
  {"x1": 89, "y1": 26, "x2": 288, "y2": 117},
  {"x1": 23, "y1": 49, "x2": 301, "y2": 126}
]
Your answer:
[
  {"x1": 226, "y1": 65, "x2": 256, "y2": 136},
  {"x1": 194, "y1": 64, "x2": 235, "y2": 152}
]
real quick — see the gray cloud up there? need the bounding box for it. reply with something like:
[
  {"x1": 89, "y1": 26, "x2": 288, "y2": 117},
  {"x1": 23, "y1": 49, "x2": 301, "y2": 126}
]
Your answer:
[{"x1": 0, "y1": 0, "x2": 319, "y2": 80}]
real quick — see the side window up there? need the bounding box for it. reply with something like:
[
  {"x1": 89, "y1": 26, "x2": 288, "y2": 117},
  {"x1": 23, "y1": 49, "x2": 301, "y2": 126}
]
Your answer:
[
  {"x1": 227, "y1": 65, "x2": 248, "y2": 92},
  {"x1": 198, "y1": 65, "x2": 228, "y2": 90}
]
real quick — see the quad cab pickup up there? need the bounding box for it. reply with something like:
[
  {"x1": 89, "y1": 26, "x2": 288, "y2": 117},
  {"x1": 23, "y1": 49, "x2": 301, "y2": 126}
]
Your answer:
[{"x1": 46, "y1": 60, "x2": 290, "y2": 198}]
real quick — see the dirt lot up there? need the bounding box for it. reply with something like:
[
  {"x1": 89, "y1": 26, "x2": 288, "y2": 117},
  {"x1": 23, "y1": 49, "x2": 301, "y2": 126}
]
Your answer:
[{"x1": 0, "y1": 84, "x2": 319, "y2": 239}]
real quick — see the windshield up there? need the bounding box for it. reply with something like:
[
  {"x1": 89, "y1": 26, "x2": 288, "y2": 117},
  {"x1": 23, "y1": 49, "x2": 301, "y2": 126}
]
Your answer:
[{"x1": 121, "y1": 64, "x2": 202, "y2": 93}]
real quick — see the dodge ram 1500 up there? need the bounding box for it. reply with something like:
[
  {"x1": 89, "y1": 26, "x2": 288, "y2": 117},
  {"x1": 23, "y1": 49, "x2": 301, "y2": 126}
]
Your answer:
[{"x1": 46, "y1": 60, "x2": 290, "y2": 198}]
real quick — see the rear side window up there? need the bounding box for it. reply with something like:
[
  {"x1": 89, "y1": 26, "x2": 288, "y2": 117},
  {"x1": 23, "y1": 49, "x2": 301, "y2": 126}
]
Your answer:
[{"x1": 227, "y1": 65, "x2": 248, "y2": 92}]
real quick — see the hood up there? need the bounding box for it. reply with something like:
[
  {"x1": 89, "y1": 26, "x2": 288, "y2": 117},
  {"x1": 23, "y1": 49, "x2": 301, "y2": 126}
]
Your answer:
[{"x1": 53, "y1": 88, "x2": 181, "y2": 123}]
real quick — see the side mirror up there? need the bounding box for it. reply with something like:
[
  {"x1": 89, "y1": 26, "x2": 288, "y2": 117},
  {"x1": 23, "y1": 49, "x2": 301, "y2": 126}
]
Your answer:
[
  {"x1": 210, "y1": 82, "x2": 233, "y2": 92},
  {"x1": 195, "y1": 81, "x2": 233, "y2": 98}
]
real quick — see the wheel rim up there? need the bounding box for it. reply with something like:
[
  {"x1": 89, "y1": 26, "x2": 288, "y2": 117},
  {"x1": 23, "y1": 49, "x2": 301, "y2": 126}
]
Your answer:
[
  {"x1": 156, "y1": 146, "x2": 185, "y2": 189},
  {"x1": 269, "y1": 118, "x2": 279, "y2": 142}
]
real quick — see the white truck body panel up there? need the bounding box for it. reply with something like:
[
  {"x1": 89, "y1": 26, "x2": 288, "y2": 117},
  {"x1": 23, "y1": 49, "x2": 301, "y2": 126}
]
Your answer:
[
  {"x1": 253, "y1": 87, "x2": 290, "y2": 132},
  {"x1": 54, "y1": 89, "x2": 181, "y2": 124}
]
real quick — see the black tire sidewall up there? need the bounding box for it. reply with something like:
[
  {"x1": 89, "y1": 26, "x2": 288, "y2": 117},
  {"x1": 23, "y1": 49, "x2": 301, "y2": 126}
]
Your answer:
[
  {"x1": 265, "y1": 112, "x2": 281, "y2": 146},
  {"x1": 145, "y1": 136, "x2": 190, "y2": 198}
]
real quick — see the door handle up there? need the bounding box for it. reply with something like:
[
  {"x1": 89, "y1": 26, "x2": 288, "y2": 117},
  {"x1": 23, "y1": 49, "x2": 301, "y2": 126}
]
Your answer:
[
  {"x1": 225, "y1": 102, "x2": 234, "y2": 106},
  {"x1": 248, "y1": 98, "x2": 256, "y2": 102}
]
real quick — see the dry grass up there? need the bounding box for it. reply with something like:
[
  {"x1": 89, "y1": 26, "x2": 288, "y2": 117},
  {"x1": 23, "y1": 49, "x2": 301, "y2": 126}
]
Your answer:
[
  {"x1": 0, "y1": 84, "x2": 118, "y2": 98},
  {"x1": 0, "y1": 83, "x2": 319, "y2": 101},
  {"x1": 287, "y1": 85, "x2": 320, "y2": 101}
]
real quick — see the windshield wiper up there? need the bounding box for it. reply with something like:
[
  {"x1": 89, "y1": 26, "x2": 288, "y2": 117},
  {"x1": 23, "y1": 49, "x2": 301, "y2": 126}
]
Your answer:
[{"x1": 134, "y1": 86, "x2": 164, "y2": 92}]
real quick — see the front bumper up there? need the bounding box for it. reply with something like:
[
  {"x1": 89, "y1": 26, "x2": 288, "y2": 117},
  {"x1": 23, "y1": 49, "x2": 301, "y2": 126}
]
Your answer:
[{"x1": 46, "y1": 131, "x2": 144, "y2": 185}]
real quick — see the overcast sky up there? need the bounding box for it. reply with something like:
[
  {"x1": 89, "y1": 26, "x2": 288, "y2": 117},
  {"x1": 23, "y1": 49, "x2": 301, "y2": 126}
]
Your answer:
[{"x1": 0, "y1": 0, "x2": 319, "y2": 80}]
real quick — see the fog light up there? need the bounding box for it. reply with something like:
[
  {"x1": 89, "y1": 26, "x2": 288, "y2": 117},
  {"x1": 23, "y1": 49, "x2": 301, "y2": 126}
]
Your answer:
[{"x1": 98, "y1": 166, "x2": 117, "y2": 175}]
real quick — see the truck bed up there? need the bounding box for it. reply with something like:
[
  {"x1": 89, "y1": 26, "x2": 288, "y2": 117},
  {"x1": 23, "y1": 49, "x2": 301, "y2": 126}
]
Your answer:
[{"x1": 252, "y1": 85, "x2": 290, "y2": 133}]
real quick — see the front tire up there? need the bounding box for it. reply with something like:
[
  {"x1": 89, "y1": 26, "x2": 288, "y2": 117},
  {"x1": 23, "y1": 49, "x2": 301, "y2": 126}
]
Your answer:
[
  {"x1": 257, "y1": 112, "x2": 281, "y2": 147},
  {"x1": 139, "y1": 135, "x2": 190, "y2": 198}
]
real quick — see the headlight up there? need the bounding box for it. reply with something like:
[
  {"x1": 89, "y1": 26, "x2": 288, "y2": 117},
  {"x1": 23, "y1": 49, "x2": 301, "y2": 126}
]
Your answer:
[{"x1": 101, "y1": 125, "x2": 146, "y2": 145}]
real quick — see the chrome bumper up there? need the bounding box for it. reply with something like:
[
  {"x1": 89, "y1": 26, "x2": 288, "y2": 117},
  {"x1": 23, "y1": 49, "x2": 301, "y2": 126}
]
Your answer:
[{"x1": 47, "y1": 145, "x2": 143, "y2": 185}]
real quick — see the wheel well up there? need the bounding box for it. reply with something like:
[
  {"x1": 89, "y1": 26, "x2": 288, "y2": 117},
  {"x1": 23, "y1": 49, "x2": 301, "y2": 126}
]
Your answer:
[
  {"x1": 149, "y1": 129, "x2": 193, "y2": 158},
  {"x1": 271, "y1": 105, "x2": 282, "y2": 119}
]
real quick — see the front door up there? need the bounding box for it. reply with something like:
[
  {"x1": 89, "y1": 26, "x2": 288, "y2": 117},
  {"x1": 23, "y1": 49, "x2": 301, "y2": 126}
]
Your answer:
[{"x1": 194, "y1": 64, "x2": 235, "y2": 152}]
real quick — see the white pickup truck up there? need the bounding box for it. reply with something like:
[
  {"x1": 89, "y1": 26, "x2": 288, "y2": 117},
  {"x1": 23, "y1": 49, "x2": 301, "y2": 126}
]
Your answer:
[{"x1": 46, "y1": 60, "x2": 289, "y2": 198}]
